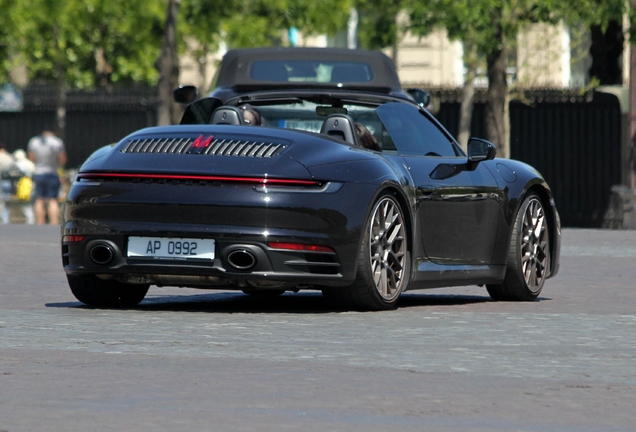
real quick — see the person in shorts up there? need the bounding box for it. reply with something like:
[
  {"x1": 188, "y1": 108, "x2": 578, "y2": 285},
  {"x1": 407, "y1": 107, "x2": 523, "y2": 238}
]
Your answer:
[{"x1": 27, "y1": 128, "x2": 67, "y2": 225}]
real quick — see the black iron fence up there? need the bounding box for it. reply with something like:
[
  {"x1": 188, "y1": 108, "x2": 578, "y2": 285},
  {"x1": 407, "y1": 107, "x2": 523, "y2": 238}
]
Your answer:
[
  {"x1": 430, "y1": 88, "x2": 622, "y2": 228},
  {"x1": 0, "y1": 85, "x2": 622, "y2": 227},
  {"x1": 0, "y1": 85, "x2": 157, "y2": 168}
]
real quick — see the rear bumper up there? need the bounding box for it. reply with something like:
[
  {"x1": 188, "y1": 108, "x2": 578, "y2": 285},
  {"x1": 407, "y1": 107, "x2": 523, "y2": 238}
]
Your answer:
[
  {"x1": 61, "y1": 179, "x2": 378, "y2": 287},
  {"x1": 62, "y1": 234, "x2": 352, "y2": 287}
]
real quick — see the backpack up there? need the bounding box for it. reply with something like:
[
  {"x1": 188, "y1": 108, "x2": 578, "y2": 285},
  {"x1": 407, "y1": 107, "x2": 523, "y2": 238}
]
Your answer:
[{"x1": 16, "y1": 176, "x2": 33, "y2": 201}]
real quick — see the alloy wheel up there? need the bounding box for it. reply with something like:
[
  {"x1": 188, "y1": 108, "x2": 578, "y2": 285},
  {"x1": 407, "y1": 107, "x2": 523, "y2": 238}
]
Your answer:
[
  {"x1": 520, "y1": 198, "x2": 549, "y2": 292},
  {"x1": 368, "y1": 197, "x2": 406, "y2": 301}
]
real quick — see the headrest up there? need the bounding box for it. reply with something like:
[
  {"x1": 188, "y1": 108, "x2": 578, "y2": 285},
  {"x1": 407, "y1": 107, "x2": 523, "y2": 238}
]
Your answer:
[
  {"x1": 320, "y1": 114, "x2": 358, "y2": 146},
  {"x1": 210, "y1": 106, "x2": 243, "y2": 125}
]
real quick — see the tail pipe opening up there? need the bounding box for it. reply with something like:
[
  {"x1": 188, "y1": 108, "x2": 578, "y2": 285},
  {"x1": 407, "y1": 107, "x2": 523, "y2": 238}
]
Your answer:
[
  {"x1": 227, "y1": 249, "x2": 257, "y2": 270},
  {"x1": 89, "y1": 244, "x2": 115, "y2": 265}
]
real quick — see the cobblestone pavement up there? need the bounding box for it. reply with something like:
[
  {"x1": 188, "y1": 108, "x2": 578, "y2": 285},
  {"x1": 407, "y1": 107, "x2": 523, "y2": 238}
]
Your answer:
[{"x1": 0, "y1": 226, "x2": 635, "y2": 431}]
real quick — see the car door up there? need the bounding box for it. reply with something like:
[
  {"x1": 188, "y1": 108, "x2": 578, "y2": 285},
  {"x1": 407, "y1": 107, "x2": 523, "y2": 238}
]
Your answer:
[{"x1": 376, "y1": 102, "x2": 502, "y2": 265}]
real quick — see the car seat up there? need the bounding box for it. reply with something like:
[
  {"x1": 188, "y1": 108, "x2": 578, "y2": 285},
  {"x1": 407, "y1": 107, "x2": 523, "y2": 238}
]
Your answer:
[{"x1": 320, "y1": 114, "x2": 359, "y2": 146}]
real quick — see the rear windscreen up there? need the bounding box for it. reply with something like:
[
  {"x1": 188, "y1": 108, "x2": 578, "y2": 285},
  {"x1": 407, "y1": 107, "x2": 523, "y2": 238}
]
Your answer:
[{"x1": 249, "y1": 60, "x2": 374, "y2": 83}]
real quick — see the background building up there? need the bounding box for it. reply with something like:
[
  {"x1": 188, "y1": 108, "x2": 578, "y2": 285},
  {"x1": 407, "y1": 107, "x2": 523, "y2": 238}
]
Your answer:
[{"x1": 179, "y1": 20, "x2": 625, "y2": 92}]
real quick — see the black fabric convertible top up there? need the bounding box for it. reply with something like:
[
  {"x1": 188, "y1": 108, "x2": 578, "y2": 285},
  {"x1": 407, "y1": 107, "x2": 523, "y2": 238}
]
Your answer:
[{"x1": 214, "y1": 47, "x2": 402, "y2": 94}]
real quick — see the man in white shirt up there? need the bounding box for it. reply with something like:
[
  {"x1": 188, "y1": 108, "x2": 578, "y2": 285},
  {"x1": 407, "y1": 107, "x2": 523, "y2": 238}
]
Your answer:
[{"x1": 27, "y1": 129, "x2": 67, "y2": 225}]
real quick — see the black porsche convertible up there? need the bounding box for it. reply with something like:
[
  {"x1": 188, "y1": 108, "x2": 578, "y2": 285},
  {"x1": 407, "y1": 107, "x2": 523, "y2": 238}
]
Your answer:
[{"x1": 61, "y1": 47, "x2": 560, "y2": 310}]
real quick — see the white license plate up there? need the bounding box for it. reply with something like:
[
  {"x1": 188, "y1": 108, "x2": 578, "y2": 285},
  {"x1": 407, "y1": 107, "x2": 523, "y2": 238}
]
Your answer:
[
  {"x1": 127, "y1": 237, "x2": 215, "y2": 260},
  {"x1": 283, "y1": 119, "x2": 323, "y2": 132}
]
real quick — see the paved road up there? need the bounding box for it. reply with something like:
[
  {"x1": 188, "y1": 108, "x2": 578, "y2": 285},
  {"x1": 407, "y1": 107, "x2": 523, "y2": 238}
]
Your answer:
[{"x1": 1, "y1": 225, "x2": 635, "y2": 431}]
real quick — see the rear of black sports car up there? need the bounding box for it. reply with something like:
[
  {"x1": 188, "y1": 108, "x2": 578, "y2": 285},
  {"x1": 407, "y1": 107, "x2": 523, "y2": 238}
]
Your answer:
[{"x1": 62, "y1": 125, "x2": 389, "y2": 296}]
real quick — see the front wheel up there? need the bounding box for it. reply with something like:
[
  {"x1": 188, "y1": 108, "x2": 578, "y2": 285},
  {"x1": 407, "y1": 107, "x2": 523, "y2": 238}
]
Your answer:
[
  {"x1": 487, "y1": 193, "x2": 550, "y2": 301},
  {"x1": 67, "y1": 275, "x2": 149, "y2": 307},
  {"x1": 323, "y1": 193, "x2": 409, "y2": 311}
]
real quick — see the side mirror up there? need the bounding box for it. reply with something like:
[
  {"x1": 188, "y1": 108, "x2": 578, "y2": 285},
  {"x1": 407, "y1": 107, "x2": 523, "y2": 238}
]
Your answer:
[
  {"x1": 467, "y1": 138, "x2": 496, "y2": 170},
  {"x1": 406, "y1": 88, "x2": 430, "y2": 108},
  {"x1": 174, "y1": 85, "x2": 198, "y2": 104}
]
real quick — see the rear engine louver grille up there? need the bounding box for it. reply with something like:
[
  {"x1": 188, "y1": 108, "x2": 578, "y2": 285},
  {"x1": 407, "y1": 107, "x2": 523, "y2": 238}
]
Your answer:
[
  {"x1": 121, "y1": 138, "x2": 192, "y2": 154},
  {"x1": 121, "y1": 138, "x2": 286, "y2": 158}
]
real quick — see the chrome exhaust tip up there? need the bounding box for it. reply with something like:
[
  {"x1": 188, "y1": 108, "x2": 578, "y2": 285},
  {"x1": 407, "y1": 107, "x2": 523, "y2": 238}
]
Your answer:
[
  {"x1": 227, "y1": 249, "x2": 257, "y2": 270},
  {"x1": 89, "y1": 244, "x2": 115, "y2": 265}
]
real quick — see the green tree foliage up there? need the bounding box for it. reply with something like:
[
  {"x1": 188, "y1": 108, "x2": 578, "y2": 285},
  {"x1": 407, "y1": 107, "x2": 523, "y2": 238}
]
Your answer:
[
  {"x1": 549, "y1": 0, "x2": 625, "y2": 29},
  {"x1": 80, "y1": 0, "x2": 165, "y2": 86},
  {"x1": 215, "y1": 0, "x2": 351, "y2": 48},
  {"x1": 409, "y1": 0, "x2": 500, "y2": 53},
  {"x1": 355, "y1": 0, "x2": 404, "y2": 53},
  {"x1": 3, "y1": 0, "x2": 166, "y2": 135},
  {"x1": 549, "y1": 0, "x2": 629, "y2": 85},
  {"x1": 180, "y1": 0, "x2": 232, "y2": 65},
  {"x1": 9, "y1": 0, "x2": 88, "y2": 87},
  {"x1": 408, "y1": 0, "x2": 551, "y2": 156},
  {"x1": 7, "y1": 0, "x2": 164, "y2": 89},
  {"x1": 0, "y1": 0, "x2": 20, "y2": 83},
  {"x1": 407, "y1": 0, "x2": 633, "y2": 154},
  {"x1": 1, "y1": 0, "x2": 354, "y2": 89}
]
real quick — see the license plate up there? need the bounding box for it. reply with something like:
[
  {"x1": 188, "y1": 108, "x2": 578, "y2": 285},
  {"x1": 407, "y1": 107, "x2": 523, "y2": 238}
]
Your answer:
[
  {"x1": 283, "y1": 119, "x2": 323, "y2": 132},
  {"x1": 127, "y1": 237, "x2": 215, "y2": 260}
]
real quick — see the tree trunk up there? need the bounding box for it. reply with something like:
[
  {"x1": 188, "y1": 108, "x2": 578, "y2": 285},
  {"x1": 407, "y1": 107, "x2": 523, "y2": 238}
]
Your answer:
[
  {"x1": 390, "y1": 10, "x2": 399, "y2": 65},
  {"x1": 458, "y1": 41, "x2": 477, "y2": 152},
  {"x1": 630, "y1": 0, "x2": 636, "y2": 192},
  {"x1": 485, "y1": 44, "x2": 509, "y2": 158},
  {"x1": 197, "y1": 44, "x2": 209, "y2": 97},
  {"x1": 157, "y1": 0, "x2": 181, "y2": 126},
  {"x1": 347, "y1": 8, "x2": 358, "y2": 49},
  {"x1": 53, "y1": 24, "x2": 66, "y2": 139},
  {"x1": 589, "y1": 20, "x2": 624, "y2": 85},
  {"x1": 391, "y1": 26, "x2": 398, "y2": 66},
  {"x1": 94, "y1": 47, "x2": 113, "y2": 87},
  {"x1": 55, "y1": 60, "x2": 67, "y2": 140}
]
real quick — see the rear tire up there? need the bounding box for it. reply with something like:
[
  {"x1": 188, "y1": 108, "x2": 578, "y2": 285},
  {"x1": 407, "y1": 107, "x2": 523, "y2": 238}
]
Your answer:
[
  {"x1": 487, "y1": 193, "x2": 550, "y2": 301},
  {"x1": 323, "y1": 193, "x2": 409, "y2": 311},
  {"x1": 67, "y1": 275, "x2": 149, "y2": 307}
]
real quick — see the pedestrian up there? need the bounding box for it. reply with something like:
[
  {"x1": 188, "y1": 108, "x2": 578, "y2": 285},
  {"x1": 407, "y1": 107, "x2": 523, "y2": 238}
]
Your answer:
[
  {"x1": 12, "y1": 149, "x2": 35, "y2": 224},
  {"x1": 0, "y1": 143, "x2": 13, "y2": 170},
  {"x1": 0, "y1": 143, "x2": 16, "y2": 224},
  {"x1": 27, "y1": 128, "x2": 67, "y2": 225}
]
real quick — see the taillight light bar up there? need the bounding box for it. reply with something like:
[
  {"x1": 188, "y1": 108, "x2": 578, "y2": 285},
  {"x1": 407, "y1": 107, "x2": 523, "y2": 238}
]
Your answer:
[
  {"x1": 77, "y1": 172, "x2": 320, "y2": 186},
  {"x1": 268, "y1": 242, "x2": 335, "y2": 253}
]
